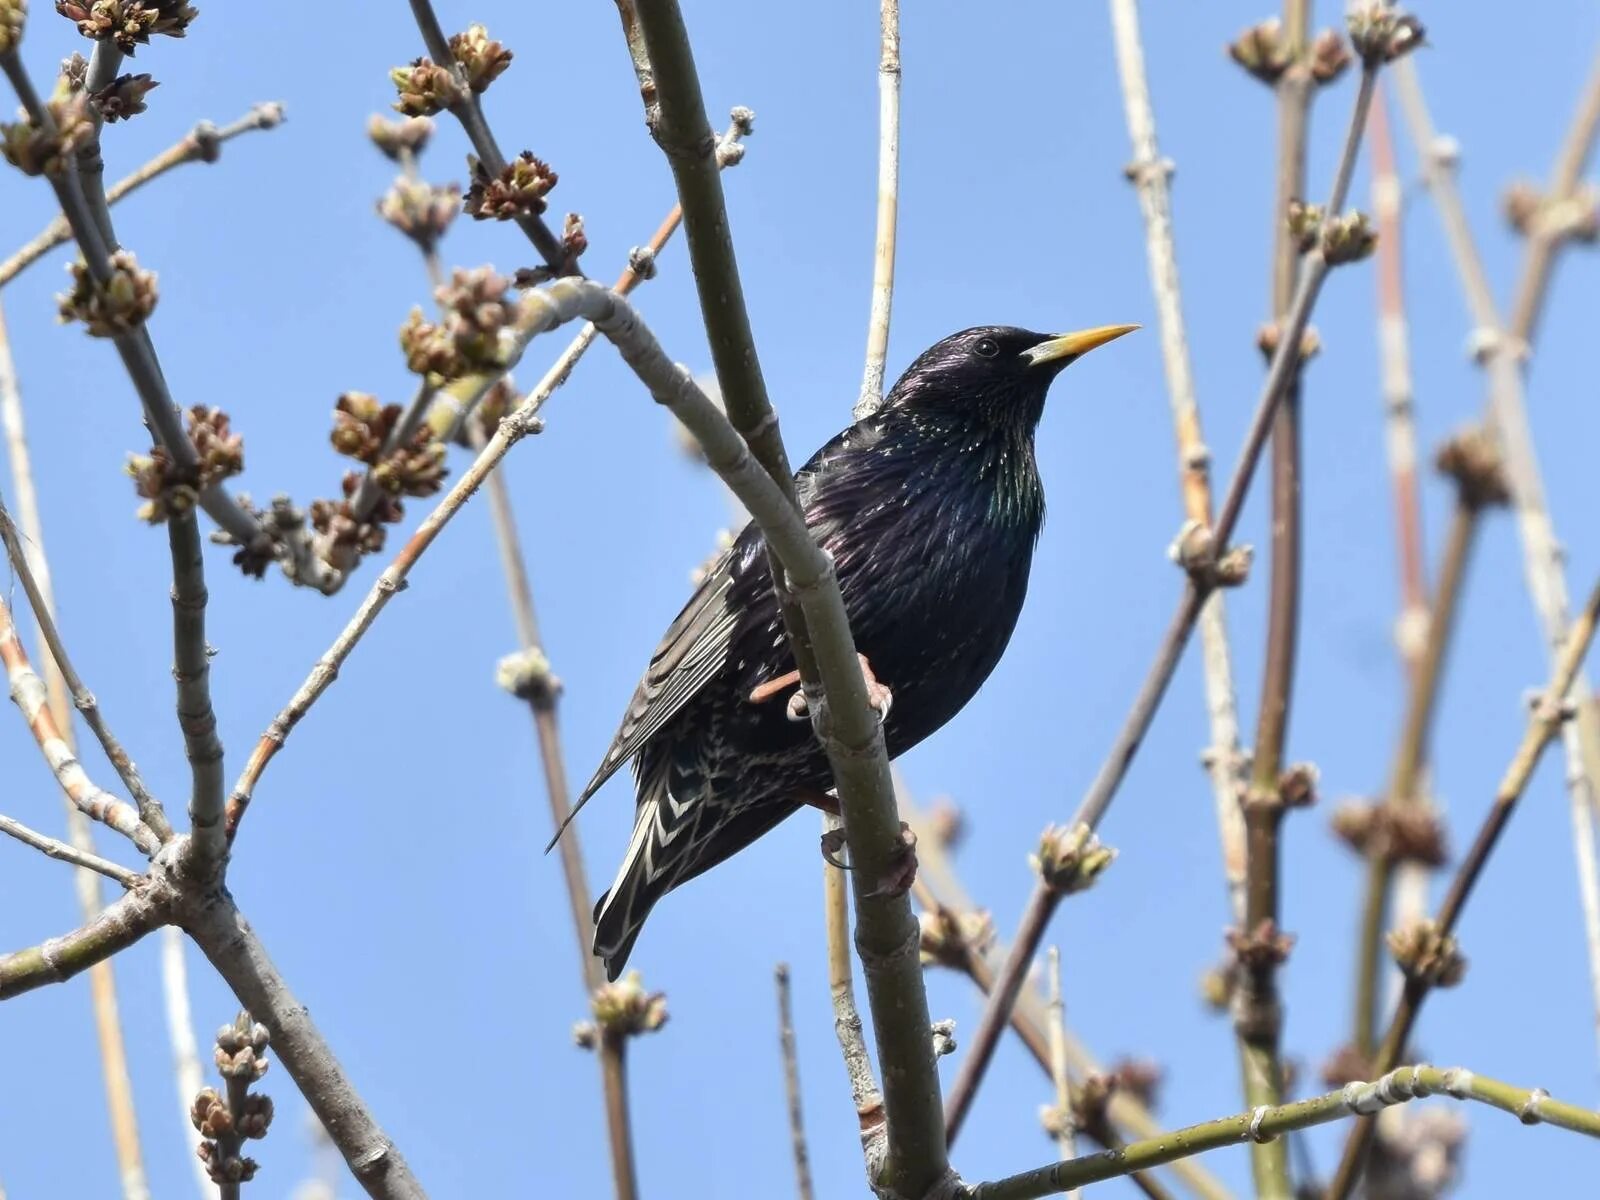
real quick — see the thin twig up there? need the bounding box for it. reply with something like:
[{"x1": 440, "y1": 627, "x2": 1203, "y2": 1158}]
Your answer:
[
  {"x1": 946, "y1": 63, "x2": 1381, "y2": 1144},
  {"x1": 0, "y1": 298, "x2": 152, "y2": 1198},
  {"x1": 854, "y1": 0, "x2": 901, "y2": 420},
  {"x1": 1234, "y1": 3, "x2": 1314, "y2": 1189},
  {"x1": 1352, "y1": 498, "x2": 1480, "y2": 1056},
  {"x1": 1505, "y1": 47, "x2": 1600, "y2": 347},
  {"x1": 0, "y1": 597, "x2": 160, "y2": 855},
  {"x1": 470, "y1": 422, "x2": 640, "y2": 1199},
  {"x1": 0, "y1": 502, "x2": 169, "y2": 840},
  {"x1": 1044, "y1": 948, "x2": 1082, "y2": 1200},
  {"x1": 160, "y1": 927, "x2": 212, "y2": 1200},
  {"x1": 904, "y1": 777, "x2": 1231, "y2": 1200},
  {"x1": 825, "y1": 810, "x2": 886, "y2": 1169},
  {"x1": 968, "y1": 1064, "x2": 1600, "y2": 1200},
  {"x1": 1393, "y1": 52, "x2": 1600, "y2": 1072},
  {"x1": 0, "y1": 104, "x2": 285, "y2": 289},
  {"x1": 422, "y1": 120, "x2": 748, "y2": 443},
  {"x1": 775, "y1": 963, "x2": 815, "y2": 1200},
  {"x1": 0, "y1": 49, "x2": 316, "y2": 588},
  {"x1": 1326, "y1": 573, "x2": 1600, "y2": 1198},
  {"x1": 404, "y1": 0, "x2": 567, "y2": 270},
  {"x1": 0, "y1": 812, "x2": 140, "y2": 886},
  {"x1": 1107, "y1": 0, "x2": 1247, "y2": 925}
]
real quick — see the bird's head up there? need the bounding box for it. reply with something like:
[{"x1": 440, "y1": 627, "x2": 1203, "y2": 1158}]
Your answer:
[{"x1": 882, "y1": 324, "x2": 1138, "y2": 430}]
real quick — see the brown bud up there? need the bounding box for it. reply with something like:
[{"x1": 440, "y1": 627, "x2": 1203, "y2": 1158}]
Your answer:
[
  {"x1": 560, "y1": 211, "x2": 588, "y2": 268},
  {"x1": 1108, "y1": 1058, "x2": 1163, "y2": 1110},
  {"x1": 927, "y1": 798, "x2": 966, "y2": 852},
  {"x1": 1320, "y1": 1043, "x2": 1375, "y2": 1089},
  {"x1": 1435, "y1": 426, "x2": 1510, "y2": 510},
  {"x1": 235, "y1": 1092, "x2": 274, "y2": 1140},
  {"x1": 1199, "y1": 962, "x2": 1235, "y2": 1012},
  {"x1": 376, "y1": 177, "x2": 460, "y2": 252},
  {"x1": 1277, "y1": 762, "x2": 1318, "y2": 809},
  {"x1": 1256, "y1": 321, "x2": 1321, "y2": 364},
  {"x1": 1346, "y1": 4, "x2": 1425, "y2": 65},
  {"x1": 1227, "y1": 18, "x2": 1292, "y2": 85},
  {"x1": 1502, "y1": 180, "x2": 1542, "y2": 237},
  {"x1": 187, "y1": 406, "x2": 243, "y2": 489},
  {"x1": 59, "y1": 51, "x2": 89, "y2": 92},
  {"x1": 58, "y1": 250, "x2": 157, "y2": 336},
  {"x1": 390, "y1": 57, "x2": 463, "y2": 117},
  {"x1": 1308, "y1": 29, "x2": 1353, "y2": 84},
  {"x1": 916, "y1": 907, "x2": 994, "y2": 970},
  {"x1": 449, "y1": 23, "x2": 512, "y2": 93},
  {"x1": 330, "y1": 391, "x2": 393, "y2": 464},
  {"x1": 189, "y1": 1088, "x2": 232, "y2": 1138},
  {"x1": 91, "y1": 71, "x2": 157, "y2": 122},
  {"x1": 367, "y1": 114, "x2": 433, "y2": 161},
  {"x1": 1226, "y1": 919, "x2": 1295, "y2": 969},
  {"x1": 464, "y1": 151, "x2": 557, "y2": 220},
  {"x1": 57, "y1": 0, "x2": 197, "y2": 52},
  {"x1": 1387, "y1": 918, "x2": 1466, "y2": 987}
]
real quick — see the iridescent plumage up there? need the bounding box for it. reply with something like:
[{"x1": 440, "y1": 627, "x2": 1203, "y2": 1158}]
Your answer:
[{"x1": 578, "y1": 324, "x2": 1134, "y2": 978}]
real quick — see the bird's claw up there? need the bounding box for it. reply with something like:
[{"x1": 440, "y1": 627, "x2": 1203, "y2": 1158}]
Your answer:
[
  {"x1": 865, "y1": 823, "x2": 919, "y2": 899},
  {"x1": 820, "y1": 827, "x2": 851, "y2": 870},
  {"x1": 778, "y1": 653, "x2": 893, "y2": 724}
]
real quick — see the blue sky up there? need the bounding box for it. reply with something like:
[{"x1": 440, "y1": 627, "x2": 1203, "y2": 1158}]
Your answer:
[{"x1": 2, "y1": 1, "x2": 1599, "y2": 1196}]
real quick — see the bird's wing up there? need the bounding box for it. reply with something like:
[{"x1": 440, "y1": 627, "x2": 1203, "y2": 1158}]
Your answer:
[
  {"x1": 572, "y1": 528, "x2": 771, "y2": 807},
  {"x1": 551, "y1": 421, "x2": 873, "y2": 851}
]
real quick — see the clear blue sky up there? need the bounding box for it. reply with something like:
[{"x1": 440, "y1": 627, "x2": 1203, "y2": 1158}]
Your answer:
[{"x1": 2, "y1": 2, "x2": 1599, "y2": 1196}]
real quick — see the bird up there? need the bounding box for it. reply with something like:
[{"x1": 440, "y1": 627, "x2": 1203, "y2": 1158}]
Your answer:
[{"x1": 573, "y1": 323, "x2": 1137, "y2": 980}]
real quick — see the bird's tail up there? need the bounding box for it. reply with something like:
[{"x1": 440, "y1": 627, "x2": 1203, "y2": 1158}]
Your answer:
[{"x1": 592, "y1": 764, "x2": 693, "y2": 981}]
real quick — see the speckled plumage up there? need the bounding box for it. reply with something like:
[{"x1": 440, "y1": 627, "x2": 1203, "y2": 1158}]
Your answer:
[{"x1": 580, "y1": 325, "x2": 1130, "y2": 979}]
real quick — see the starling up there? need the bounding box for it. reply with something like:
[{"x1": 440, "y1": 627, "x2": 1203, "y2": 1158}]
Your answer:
[{"x1": 576, "y1": 324, "x2": 1136, "y2": 979}]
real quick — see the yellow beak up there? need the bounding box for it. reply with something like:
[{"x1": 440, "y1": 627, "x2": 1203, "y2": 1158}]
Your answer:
[{"x1": 1022, "y1": 323, "x2": 1140, "y2": 367}]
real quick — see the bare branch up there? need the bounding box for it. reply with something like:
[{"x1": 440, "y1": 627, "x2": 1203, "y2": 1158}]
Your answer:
[
  {"x1": 775, "y1": 963, "x2": 816, "y2": 1200},
  {"x1": 404, "y1": 0, "x2": 567, "y2": 270},
  {"x1": 1107, "y1": 0, "x2": 1247, "y2": 925},
  {"x1": 0, "y1": 597, "x2": 160, "y2": 855},
  {"x1": 0, "y1": 811, "x2": 141, "y2": 886},
  {"x1": 0, "y1": 884, "x2": 168, "y2": 1000},
  {"x1": 854, "y1": 0, "x2": 901, "y2": 420},
  {"x1": 168, "y1": 514, "x2": 227, "y2": 874},
  {"x1": 186, "y1": 894, "x2": 424, "y2": 1200},
  {"x1": 968, "y1": 1064, "x2": 1600, "y2": 1200},
  {"x1": 161, "y1": 927, "x2": 212, "y2": 1199},
  {"x1": 947, "y1": 62, "x2": 1382, "y2": 1143},
  {"x1": 1327, "y1": 572, "x2": 1600, "y2": 1197},
  {"x1": 0, "y1": 103, "x2": 284, "y2": 288}
]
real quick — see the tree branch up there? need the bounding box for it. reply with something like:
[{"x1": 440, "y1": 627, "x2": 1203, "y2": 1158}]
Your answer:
[
  {"x1": 946, "y1": 61, "x2": 1381, "y2": 1143},
  {"x1": 404, "y1": 0, "x2": 567, "y2": 270},
  {"x1": 0, "y1": 597, "x2": 160, "y2": 855},
  {"x1": 966, "y1": 1064, "x2": 1600, "y2": 1200},
  {"x1": 854, "y1": 0, "x2": 901, "y2": 420},
  {"x1": 167, "y1": 513, "x2": 227, "y2": 874},
  {"x1": 775, "y1": 963, "x2": 816, "y2": 1200},
  {"x1": 1107, "y1": 0, "x2": 1248, "y2": 926},
  {"x1": 0, "y1": 296, "x2": 154, "y2": 1197},
  {"x1": 1393, "y1": 51, "x2": 1600, "y2": 1072},
  {"x1": 1327, "y1": 572, "x2": 1600, "y2": 1197},
  {"x1": 0, "y1": 103, "x2": 284, "y2": 289},
  {"x1": 0, "y1": 883, "x2": 168, "y2": 1000},
  {"x1": 627, "y1": 5, "x2": 947, "y2": 1192},
  {"x1": 185, "y1": 893, "x2": 424, "y2": 1200},
  {"x1": 0, "y1": 811, "x2": 141, "y2": 886}
]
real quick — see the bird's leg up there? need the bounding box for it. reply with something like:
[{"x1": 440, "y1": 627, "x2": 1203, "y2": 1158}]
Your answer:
[
  {"x1": 752, "y1": 654, "x2": 893, "y2": 724},
  {"x1": 797, "y1": 787, "x2": 852, "y2": 869}
]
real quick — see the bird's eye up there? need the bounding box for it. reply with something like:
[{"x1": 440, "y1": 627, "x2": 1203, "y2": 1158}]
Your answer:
[{"x1": 974, "y1": 337, "x2": 1000, "y2": 359}]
